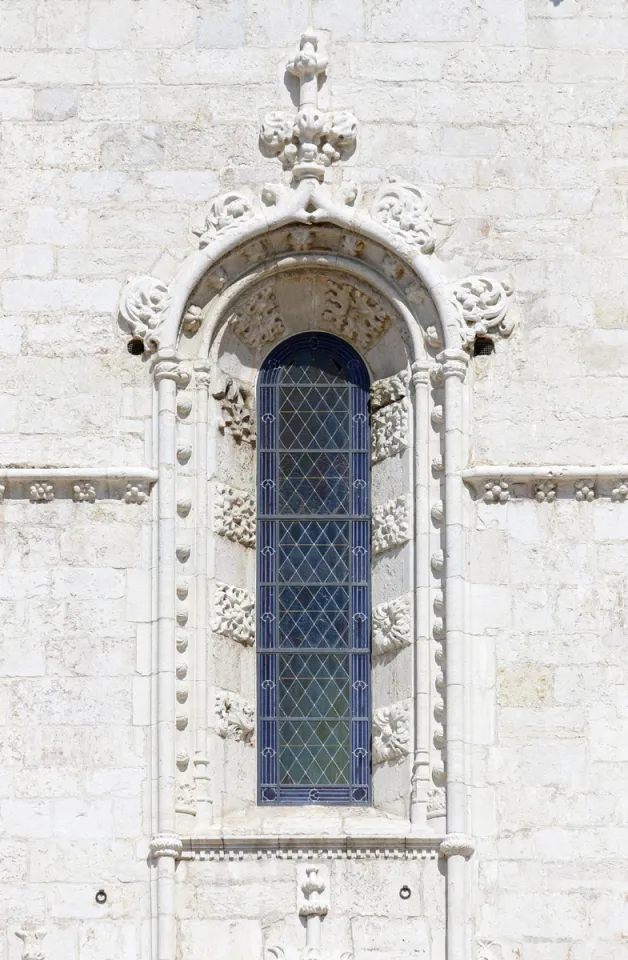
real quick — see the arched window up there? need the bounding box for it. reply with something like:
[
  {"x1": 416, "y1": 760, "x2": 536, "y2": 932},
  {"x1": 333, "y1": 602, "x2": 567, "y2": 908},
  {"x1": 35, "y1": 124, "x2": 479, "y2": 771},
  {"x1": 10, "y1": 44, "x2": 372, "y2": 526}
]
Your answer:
[{"x1": 257, "y1": 332, "x2": 371, "y2": 805}]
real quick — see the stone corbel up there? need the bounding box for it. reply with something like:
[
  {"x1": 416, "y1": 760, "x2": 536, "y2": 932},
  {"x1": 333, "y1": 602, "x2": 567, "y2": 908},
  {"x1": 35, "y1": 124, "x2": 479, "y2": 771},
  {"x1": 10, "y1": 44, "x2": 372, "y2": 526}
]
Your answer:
[{"x1": 449, "y1": 276, "x2": 514, "y2": 348}]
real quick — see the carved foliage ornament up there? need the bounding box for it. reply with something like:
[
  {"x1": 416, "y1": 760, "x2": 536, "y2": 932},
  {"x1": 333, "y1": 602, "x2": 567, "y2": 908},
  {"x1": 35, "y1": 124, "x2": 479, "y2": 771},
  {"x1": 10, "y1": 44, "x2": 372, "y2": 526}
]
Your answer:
[
  {"x1": 321, "y1": 278, "x2": 392, "y2": 353},
  {"x1": 451, "y1": 276, "x2": 514, "y2": 345},
  {"x1": 215, "y1": 692, "x2": 255, "y2": 743},
  {"x1": 372, "y1": 701, "x2": 411, "y2": 764},
  {"x1": 372, "y1": 181, "x2": 435, "y2": 254},
  {"x1": 193, "y1": 192, "x2": 254, "y2": 249},
  {"x1": 372, "y1": 595, "x2": 412, "y2": 657},
  {"x1": 213, "y1": 581, "x2": 255, "y2": 646},
  {"x1": 119, "y1": 275, "x2": 171, "y2": 350},
  {"x1": 372, "y1": 495, "x2": 410, "y2": 556},
  {"x1": 371, "y1": 374, "x2": 409, "y2": 464},
  {"x1": 212, "y1": 377, "x2": 255, "y2": 447},
  {"x1": 230, "y1": 280, "x2": 285, "y2": 352},
  {"x1": 260, "y1": 30, "x2": 357, "y2": 184},
  {"x1": 214, "y1": 483, "x2": 256, "y2": 548},
  {"x1": 15, "y1": 929, "x2": 46, "y2": 960}
]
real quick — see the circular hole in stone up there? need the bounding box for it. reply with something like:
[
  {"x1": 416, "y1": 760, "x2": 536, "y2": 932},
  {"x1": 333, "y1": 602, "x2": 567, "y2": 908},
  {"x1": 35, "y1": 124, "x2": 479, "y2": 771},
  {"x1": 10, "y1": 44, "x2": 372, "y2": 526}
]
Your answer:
[{"x1": 127, "y1": 338, "x2": 145, "y2": 356}]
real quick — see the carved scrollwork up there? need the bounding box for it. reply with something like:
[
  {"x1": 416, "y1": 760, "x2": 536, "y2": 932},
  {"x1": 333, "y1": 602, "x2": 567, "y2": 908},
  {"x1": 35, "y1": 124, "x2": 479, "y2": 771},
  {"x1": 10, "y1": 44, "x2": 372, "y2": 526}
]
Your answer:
[
  {"x1": 321, "y1": 278, "x2": 392, "y2": 353},
  {"x1": 372, "y1": 700, "x2": 411, "y2": 764},
  {"x1": 119, "y1": 275, "x2": 171, "y2": 350},
  {"x1": 193, "y1": 192, "x2": 254, "y2": 248},
  {"x1": 215, "y1": 691, "x2": 255, "y2": 743},
  {"x1": 214, "y1": 483, "x2": 255, "y2": 548},
  {"x1": 371, "y1": 181, "x2": 435, "y2": 254},
  {"x1": 372, "y1": 595, "x2": 412, "y2": 657},
  {"x1": 372, "y1": 495, "x2": 410, "y2": 555},
  {"x1": 229, "y1": 280, "x2": 285, "y2": 352},
  {"x1": 213, "y1": 582, "x2": 255, "y2": 646},
  {"x1": 451, "y1": 276, "x2": 514, "y2": 345},
  {"x1": 212, "y1": 377, "x2": 255, "y2": 446}
]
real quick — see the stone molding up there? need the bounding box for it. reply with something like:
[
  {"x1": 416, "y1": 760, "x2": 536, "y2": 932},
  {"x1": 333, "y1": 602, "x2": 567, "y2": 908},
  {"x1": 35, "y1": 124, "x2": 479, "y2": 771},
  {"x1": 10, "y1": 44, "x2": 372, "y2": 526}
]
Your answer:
[
  {"x1": 463, "y1": 465, "x2": 628, "y2": 501},
  {"x1": 0, "y1": 467, "x2": 157, "y2": 502},
  {"x1": 179, "y1": 836, "x2": 443, "y2": 861}
]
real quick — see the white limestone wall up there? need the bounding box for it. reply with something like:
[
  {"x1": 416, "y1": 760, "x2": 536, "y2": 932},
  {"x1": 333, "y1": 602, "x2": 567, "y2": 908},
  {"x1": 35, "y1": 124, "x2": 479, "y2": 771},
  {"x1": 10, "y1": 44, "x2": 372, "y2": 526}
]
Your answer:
[{"x1": 1, "y1": 0, "x2": 628, "y2": 959}]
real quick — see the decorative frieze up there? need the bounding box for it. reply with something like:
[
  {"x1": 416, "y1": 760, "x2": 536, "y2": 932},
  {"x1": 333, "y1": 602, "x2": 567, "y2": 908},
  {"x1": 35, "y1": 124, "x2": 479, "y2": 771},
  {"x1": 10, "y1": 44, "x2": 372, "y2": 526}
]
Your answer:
[
  {"x1": 212, "y1": 377, "x2": 255, "y2": 447},
  {"x1": 215, "y1": 692, "x2": 255, "y2": 743},
  {"x1": 372, "y1": 701, "x2": 411, "y2": 764},
  {"x1": 574, "y1": 479, "x2": 595, "y2": 502},
  {"x1": 483, "y1": 480, "x2": 509, "y2": 504},
  {"x1": 30, "y1": 483, "x2": 54, "y2": 503},
  {"x1": 123, "y1": 482, "x2": 149, "y2": 505},
  {"x1": 214, "y1": 483, "x2": 255, "y2": 548},
  {"x1": 321, "y1": 278, "x2": 393, "y2": 353},
  {"x1": 212, "y1": 582, "x2": 255, "y2": 646},
  {"x1": 372, "y1": 595, "x2": 412, "y2": 657},
  {"x1": 181, "y1": 837, "x2": 441, "y2": 861},
  {"x1": 372, "y1": 496, "x2": 410, "y2": 556},
  {"x1": 464, "y1": 466, "x2": 628, "y2": 501},
  {"x1": 72, "y1": 481, "x2": 96, "y2": 503},
  {"x1": 371, "y1": 181, "x2": 435, "y2": 254},
  {"x1": 229, "y1": 281, "x2": 285, "y2": 351}
]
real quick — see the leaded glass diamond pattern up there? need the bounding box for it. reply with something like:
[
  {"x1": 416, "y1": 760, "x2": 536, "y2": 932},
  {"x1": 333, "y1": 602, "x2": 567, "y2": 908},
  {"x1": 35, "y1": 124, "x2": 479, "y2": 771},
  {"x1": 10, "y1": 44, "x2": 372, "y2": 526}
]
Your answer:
[{"x1": 258, "y1": 332, "x2": 371, "y2": 806}]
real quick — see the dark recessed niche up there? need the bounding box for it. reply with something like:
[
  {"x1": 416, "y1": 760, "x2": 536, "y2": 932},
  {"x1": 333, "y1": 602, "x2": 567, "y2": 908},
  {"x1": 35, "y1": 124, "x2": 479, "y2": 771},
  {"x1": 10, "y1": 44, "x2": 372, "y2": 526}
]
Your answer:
[
  {"x1": 127, "y1": 338, "x2": 145, "y2": 356},
  {"x1": 473, "y1": 337, "x2": 495, "y2": 357}
]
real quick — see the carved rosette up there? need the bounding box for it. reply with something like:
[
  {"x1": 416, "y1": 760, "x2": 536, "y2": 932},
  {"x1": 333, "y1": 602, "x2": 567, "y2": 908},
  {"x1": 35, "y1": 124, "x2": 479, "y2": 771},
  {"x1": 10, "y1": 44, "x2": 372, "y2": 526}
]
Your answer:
[
  {"x1": 229, "y1": 281, "x2": 285, "y2": 352},
  {"x1": 321, "y1": 278, "x2": 392, "y2": 353},
  {"x1": 372, "y1": 595, "x2": 412, "y2": 657},
  {"x1": 119, "y1": 275, "x2": 171, "y2": 350},
  {"x1": 372, "y1": 701, "x2": 411, "y2": 764},
  {"x1": 450, "y1": 276, "x2": 514, "y2": 346},
  {"x1": 215, "y1": 692, "x2": 255, "y2": 743},
  {"x1": 372, "y1": 495, "x2": 410, "y2": 555},
  {"x1": 214, "y1": 483, "x2": 256, "y2": 548},
  {"x1": 212, "y1": 582, "x2": 255, "y2": 646},
  {"x1": 371, "y1": 181, "x2": 435, "y2": 253}
]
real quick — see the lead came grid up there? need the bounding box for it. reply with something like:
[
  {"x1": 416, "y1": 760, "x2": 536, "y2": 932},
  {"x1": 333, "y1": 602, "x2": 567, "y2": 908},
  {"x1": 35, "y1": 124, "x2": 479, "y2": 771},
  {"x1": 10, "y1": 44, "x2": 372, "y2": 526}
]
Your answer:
[{"x1": 257, "y1": 333, "x2": 371, "y2": 805}]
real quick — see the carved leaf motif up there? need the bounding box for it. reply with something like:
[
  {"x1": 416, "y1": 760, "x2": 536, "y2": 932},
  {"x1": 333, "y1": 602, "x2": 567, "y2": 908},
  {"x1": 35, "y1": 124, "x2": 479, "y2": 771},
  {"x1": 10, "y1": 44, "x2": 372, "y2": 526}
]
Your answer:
[
  {"x1": 212, "y1": 582, "x2": 255, "y2": 646},
  {"x1": 427, "y1": 786, "x2": 446, "y2": 817},
  {"x1": 230, "y1": 281, "x2": 285, "y2": 351},
  {"x1": 372, "y1": 496, "x2": 410, "y2": 555},
  {"x1": 372, "y1": 595, "x2": 412, "y2": 657},
  {"x1": 119, "y1": 275, "x2": 171, "y2": 348},
  {"x1": 212, "y1": 377, "x2": 256, "y2": 447},
  {"x1": 194, "y1": 192, "x2": 254, "y2": 248},
  {"x1": 371, "y1": 182, "x2": 435, "y2": 254},
  {"x1": 215, "y1": 692, "x2": 255, "y2": 743},
  {"x1": 370, "y1": 373, "x2": 408, "y2": 412},
  {"x1": 372, "y1": 398, "x2": 409, "y2": 464},
  {"x1": 214, "y1": 483, "x2": 255, "y2": 548},
  {"x1": 321, "y1": 279, "x2": 392, "y2": 353},
  {"x1": 372, "y1": 701, "x2": 411, "y2": 764},
  {"x1": 175, "y1": 781, "x2": 196, "y2": 814},
  {"x1": 451, "y1": 276, "x2": 514, "y2": 343}
]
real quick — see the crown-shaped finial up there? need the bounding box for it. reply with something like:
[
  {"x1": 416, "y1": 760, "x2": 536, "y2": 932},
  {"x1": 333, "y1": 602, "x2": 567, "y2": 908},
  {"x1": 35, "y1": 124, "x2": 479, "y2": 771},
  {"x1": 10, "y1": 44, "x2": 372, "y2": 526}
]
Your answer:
[{"x1": 259, "y1": 30, "x2": 357, "y2": 183}]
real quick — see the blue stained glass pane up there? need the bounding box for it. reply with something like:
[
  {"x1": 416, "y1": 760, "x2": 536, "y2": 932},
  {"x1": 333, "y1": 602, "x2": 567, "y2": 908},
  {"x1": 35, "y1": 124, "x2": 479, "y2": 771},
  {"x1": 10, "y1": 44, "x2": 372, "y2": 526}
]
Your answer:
[{"x1": 257, "y1": 332, "x2": 371, "y2": 806}]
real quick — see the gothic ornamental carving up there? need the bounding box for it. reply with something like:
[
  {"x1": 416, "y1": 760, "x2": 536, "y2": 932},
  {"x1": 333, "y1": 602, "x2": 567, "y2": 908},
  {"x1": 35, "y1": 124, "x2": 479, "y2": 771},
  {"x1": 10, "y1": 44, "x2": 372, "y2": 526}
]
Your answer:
[
  {"x1": 260, "y1": 30, "x2": 357, "y2": 183},
  {"x1": 320, "y1": 278, "x2": 392, "y2": 353},
  {"x1": 372, "y1": 595, "x2": 412, "y2": 657},
  {"x1": 119, "y1": 275, "x2": 171, "y2": 350},
  {"x1": 372, "y1": 701, "x2": 411, "y2": 764},
  {"x1": 229, "y1": 281, "x2": 285, "y2": 352},
  {"x1": 193, "y1": 192, "x2": 254, "y2": 248},
  {"x1": 372, "y1": 398, "x2": 409, "y2": 465},
  {"x1": 372, "y1": 495, "x2": 410, "y2": 556},
  {"x1": 451, "y1": 276, "x2": 514, "y2": 344},
  {"x1": 371, "y1": 181, "x2": 435, "y2": 254},
  {"x1": 212, "y1": 582, "x2": 255, "y2": 646},
  {"x1": 215, "y1": 692, "x2": 255, "y2": 743},
  {"x1": 212, "y1": 377, "x2": 255, "y2": 447},
  {"x1": 370, "y1": 373, "x2": 408, "y2": 412},
  {"x1": 214, "y1": 483, "x2": 256, "y2": 548}
]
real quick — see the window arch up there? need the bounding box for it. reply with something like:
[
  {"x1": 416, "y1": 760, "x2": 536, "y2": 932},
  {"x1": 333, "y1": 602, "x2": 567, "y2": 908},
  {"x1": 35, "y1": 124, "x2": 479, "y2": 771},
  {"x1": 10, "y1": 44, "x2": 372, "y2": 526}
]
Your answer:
[{"x1": 257, "y1": 332, "x2": 371, "y2": 805}]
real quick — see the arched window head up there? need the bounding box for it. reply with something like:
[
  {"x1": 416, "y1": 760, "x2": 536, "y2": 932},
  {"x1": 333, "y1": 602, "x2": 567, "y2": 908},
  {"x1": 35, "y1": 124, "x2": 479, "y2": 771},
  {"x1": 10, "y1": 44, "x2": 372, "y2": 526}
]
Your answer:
[{"x1": 257, "y1": 333, "x2": 371, "y2": 805}]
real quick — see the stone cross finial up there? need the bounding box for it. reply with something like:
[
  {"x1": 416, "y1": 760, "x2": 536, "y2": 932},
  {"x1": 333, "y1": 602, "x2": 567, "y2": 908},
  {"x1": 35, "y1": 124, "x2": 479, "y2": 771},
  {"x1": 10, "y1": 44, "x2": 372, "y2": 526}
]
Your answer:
[{"x1": 260, "y1": 30, "x2": 357, "y2": 183}]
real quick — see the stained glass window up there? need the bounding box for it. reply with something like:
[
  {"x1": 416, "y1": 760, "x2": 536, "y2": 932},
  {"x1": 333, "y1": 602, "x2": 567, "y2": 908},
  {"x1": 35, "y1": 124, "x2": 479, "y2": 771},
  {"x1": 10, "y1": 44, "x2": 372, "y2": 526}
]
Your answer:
[{"x1": 257, "y1": 332, "x2": 371, "y2": 805}]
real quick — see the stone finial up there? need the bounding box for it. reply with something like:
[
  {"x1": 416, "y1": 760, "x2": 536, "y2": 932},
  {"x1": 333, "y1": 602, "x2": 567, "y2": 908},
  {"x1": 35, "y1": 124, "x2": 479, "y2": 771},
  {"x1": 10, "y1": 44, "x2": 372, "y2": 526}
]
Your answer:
[{"x1": 259, "y1": 30, "x2": 357, "y2": 183}]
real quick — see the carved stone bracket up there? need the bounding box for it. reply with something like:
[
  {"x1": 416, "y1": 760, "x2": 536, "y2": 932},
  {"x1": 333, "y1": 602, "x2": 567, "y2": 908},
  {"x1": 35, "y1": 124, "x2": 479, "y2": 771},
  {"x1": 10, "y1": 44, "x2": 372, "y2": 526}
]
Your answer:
[
  {"x1": 440, "y1": 833, "x2": 476, "y2": 859},
  {"x1": 372, "y1": 700, "x2": 411, "y2": 764},
  {"x1": 212, "y1": 582, "x2": 255, "y2": 646},
  {"x1": 372, "y1": 495, "x2": 410, "y2": 555},
  {"x1": 372, "y1": 595, "x2": 412, "y2": 657},
  {"x1": 214, "y1": 483, "x2": 256, "y2": 548},
  {"x1": 215, "y1": 692, "x2": 255, "y2": 743},
  {"x1": 149, "y1": 833, "x2": 183, "y2": 859}
]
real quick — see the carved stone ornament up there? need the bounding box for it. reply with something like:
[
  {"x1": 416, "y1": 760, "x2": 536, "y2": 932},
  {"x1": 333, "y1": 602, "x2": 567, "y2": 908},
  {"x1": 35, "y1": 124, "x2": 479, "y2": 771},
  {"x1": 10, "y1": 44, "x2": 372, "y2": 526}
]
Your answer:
[
  {"x1": 149, "y1": 833, "x2": 183, "y2": 859},
  {"x1": 119, "y1": 275, "x2": 171, "y2": 350},
  {"x1": 215, "y1": 691, "x2": 255, "y2": 743},
  {"x1": 30, "y1": 482, "x2": 54, "y2": 503},
  {"x1": 439, "y1": 833, "x2": 476, "y2": 859},
  {"x1": 372, "y1": 398, "x2": 409, "y2": 465},
  {"x1": 575, "y1": 479, "x2": 595, "y2": 502},
  {"x1": 193, "y1": 192, "x2": 254, "y2": 248},
  {"x1": 298, "y1": 865, "x2": 328, "y2": 918},
  {"x1": 372, "y1": 495, "x2": 410, "y2": 556},
  {"x1": 372, "y1": 700, "x2": 411, "y2": 764},
  {"x1": 266, "y1": 949, "x2": 352, "y2": 960},
  {"x1": 213, "y1": 581, "x2": 255, "y2": 646},
  {"x1": 15, "y1": 928, "x2": 46, "y2": 960},
  {"x1": 321, "y1": 278, "x2": 392, "y2": 353},
  {"x1": 372, "y1": 595, "x2": 412, "y2": 657},
  {"x1": 73, "y1": 481, "x2": 96, "y2": 503},
  {"x1": 483, "y1": 480, "x2": 509, "y2": 504},
  {"x1": 175, "y1": 781, "x2": 197, "y2": 815},
  {"x1": 370, "y1": 373, "x2": 408, "y2": 412},
  {"x1": 214, "y1": 483, "x2": 256, "y2": 548},
  {"x1": 535, "y1": 479, "x2": 557, "y2": 503},
  {"x1": 212, "y1": 377, "x2": 256, "y2": 446},
  {"x1": 371, "y1": 180, "x2": 435, "y2": 254},
  {"x1": 451, "y1": 276, "x2": 514, "y2": 345},
  {"x1": 427, "y1": 786, "x2": 446, "y2": 818},
  {"x1": 260, "y1": 30, "x2": 357, "y2": 184},
  {"x1": 123, "y1": 482, "x2": 149, "y2": 504},
  {"x1": 229, "y1": 280, "x2": 285, "y2": 351}
]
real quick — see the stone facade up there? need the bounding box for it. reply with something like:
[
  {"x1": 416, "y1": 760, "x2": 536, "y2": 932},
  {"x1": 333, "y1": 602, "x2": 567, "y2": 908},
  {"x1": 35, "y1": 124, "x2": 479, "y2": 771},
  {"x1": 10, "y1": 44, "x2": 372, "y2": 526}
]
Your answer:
[{"x1": 2, "y1": 3, "x2": 628, "y2": 960}]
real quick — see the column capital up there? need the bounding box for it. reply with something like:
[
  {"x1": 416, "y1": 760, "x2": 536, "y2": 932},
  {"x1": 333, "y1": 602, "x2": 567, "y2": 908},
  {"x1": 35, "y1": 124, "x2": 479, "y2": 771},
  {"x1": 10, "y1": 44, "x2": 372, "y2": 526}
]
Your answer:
[
  {"x1": 436, "y1": 349, "x2": 469, "y2": 382},
  {"x1": 149, "y1": 833, "x2": 183, "y2": 860}
]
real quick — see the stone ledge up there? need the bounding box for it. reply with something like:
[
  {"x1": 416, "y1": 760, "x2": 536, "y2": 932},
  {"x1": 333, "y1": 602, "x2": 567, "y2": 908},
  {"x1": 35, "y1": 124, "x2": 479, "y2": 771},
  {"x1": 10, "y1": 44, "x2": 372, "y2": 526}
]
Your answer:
[{"x1": 180, "y1": 834, "x2": 444, "y2": 861}]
